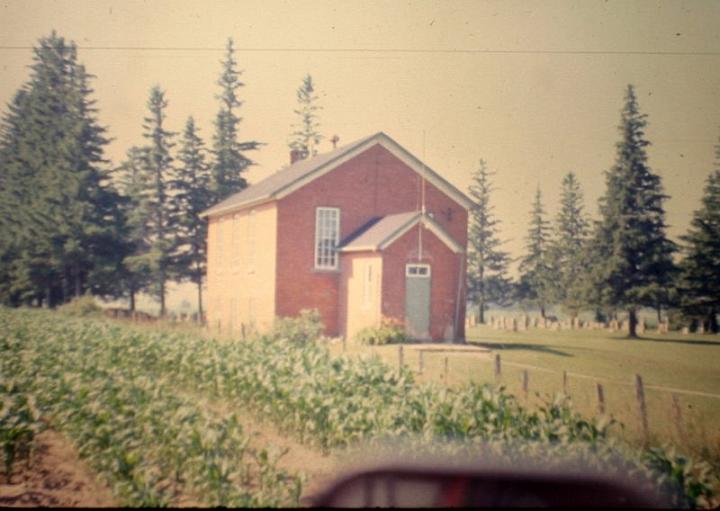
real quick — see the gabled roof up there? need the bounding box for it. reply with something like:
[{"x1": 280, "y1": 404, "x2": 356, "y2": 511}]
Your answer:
[
  {"x1": 340, "y1": 211, "x2": 464, "y2": 254},
  {"x1": 200, "y1": 132, "x2": 473, "y2": 218}
]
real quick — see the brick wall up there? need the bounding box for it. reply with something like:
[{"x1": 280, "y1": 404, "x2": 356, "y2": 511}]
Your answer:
[
  {"x1": 381, "y1": 223, "x2": 466, "y2": 341},
  {"x1": 275, "y1": 143, "x2": 467, "y2": 337}
]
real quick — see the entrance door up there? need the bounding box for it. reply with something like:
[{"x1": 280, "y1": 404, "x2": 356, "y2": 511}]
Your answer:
[{"x1": 405, "y1": 263, "x2": 431, "y2": 340}]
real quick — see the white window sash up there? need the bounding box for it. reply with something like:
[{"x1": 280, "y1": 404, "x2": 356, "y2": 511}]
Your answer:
[
  {"x1": 406, "y1": 263, "x2": 431, "y2": 278},
  {"x1": 315, "y1": 207, "x2": 340, "y2": 269}
]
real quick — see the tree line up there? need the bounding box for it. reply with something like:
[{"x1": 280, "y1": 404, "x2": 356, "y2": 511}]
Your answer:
[
  {"x1": 0, "y1": 32, "x2": 322, "y2": 317},
  {"x1": 1, "y1": 33, "x2": 717, "y2": 335},
  {"x1": 467, "y1": 85, "x2": 720, "y2": 336}
]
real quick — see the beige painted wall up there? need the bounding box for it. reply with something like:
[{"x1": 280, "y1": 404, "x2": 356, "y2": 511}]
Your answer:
[
  {"x1": 342, "y1": 253, "x2": 383, "y2": 342},
  {"x1": 206, "y1": 202, "x2": 277, "y2": 334}
]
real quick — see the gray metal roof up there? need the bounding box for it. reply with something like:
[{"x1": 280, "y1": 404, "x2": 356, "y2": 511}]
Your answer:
[
  {"x1": 339, "y1": 212, "x2": 420, "y2": 251},
  {"x1": 201, "y1": 131, "x2": 473, "y2": 218}
]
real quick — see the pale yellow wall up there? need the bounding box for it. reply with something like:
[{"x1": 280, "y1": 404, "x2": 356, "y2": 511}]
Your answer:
[
  {"x1": 206, "y1": 202, "x2": 277, "y2": 335},
  {"x1": 343, "y1": 254, "x2": 383, "y2": 342}
]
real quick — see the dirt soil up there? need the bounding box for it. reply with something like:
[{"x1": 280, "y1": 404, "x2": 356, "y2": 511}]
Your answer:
[{"x1": 0, "y1": 429, "x2": 117, "y2": 508}]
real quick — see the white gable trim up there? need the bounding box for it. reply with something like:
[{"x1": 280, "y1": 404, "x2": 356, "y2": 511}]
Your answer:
[
  {"x1": 418, "y1": 215, "x2": 465, "y2": 254},
  {"x1": 340, "y1": 213, "x2": 464, "y2": 254},
  {"x1": 200, "y1": 196, "x2": 274, "y2": 219},
  {"x1": 274, "y1": 133, "x2": 473, "y2": 210}
]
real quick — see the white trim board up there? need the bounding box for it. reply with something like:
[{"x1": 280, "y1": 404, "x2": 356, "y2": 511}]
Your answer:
[{"x1": 340, "y1": 213, "x2": 464, "y2": 255}]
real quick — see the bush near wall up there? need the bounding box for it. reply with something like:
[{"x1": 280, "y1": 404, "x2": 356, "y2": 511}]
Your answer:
[{"x1": 355, "y1": 318, "x2": 409, "y2": 345}]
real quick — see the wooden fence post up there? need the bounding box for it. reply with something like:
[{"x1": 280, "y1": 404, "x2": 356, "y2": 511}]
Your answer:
[
  {"x1": 522, "y1": 369, "x2": 529, "y2": 402},
  {"x1": 671, "y1": 394, "x2": 685, "y2": 439},
  {"x1": 596, "y1": 382, "x2": 605, "y2": 415},
  {"x1": 418, "y1": 350, "x2": 424, "y2": 374},
  {"x1": 398, "y1": 345, "x2": 404, "y2": 372},
  {"x1": 444, "y1": 357, "x2": 449, "y2": 385},
  {"x1": 494, "y1": 354, "x2": 501, "y2": 383},
  {"x1": 635, "y1": 374, "x2": 649, "y2": 445},
  {"x1": 562, "y1": 370, "x2": 568, "y2": 395}
]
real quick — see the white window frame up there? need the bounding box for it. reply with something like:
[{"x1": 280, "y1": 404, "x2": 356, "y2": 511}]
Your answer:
[
  {"x1": 406, "y1": 263, "x2": 431, "y2": 278},
  {"x1": 314, "y1": 207, "x2": 340, "y2": 270}
]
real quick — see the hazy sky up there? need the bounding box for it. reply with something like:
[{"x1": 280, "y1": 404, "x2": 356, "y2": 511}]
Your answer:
[{"x1": 1, "y1": 0, "x2": 719, "y2": 274}]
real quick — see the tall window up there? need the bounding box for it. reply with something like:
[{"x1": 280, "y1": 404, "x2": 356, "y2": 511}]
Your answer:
[
  {"x1": 248, "y1": 209, "x2": 256, "y2": 272},
  {"x1": 216, "y1": 217, "x2": 224, "y2": 273},
  {"x1": 315, "y1": 207, "x2": 340, "y2": 269},
  {"x1": 362, "y1": 261, "x2": 374, "y2": 309},
  {"x1": 232, "y1": 214, "x2": 240, "y2": 268}
]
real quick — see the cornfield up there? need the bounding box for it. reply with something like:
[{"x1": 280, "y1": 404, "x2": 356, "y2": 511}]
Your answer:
[{"x1": 1, "y1": 308, "x2": 717, "y2": 508}]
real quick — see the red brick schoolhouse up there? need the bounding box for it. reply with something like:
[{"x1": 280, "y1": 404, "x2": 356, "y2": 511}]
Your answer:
[{"x1": 202, "y1": 132, "x2": 471, "y2": 342}]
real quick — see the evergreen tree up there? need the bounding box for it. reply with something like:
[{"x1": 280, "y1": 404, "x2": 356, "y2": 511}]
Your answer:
[
  {"x1": 173, "y1": 117, "x2": 212, "y2": 320},
  {"x1": 591, "y1": 85, "x2": 677, "y2": 337},
  {"x1": 288, "y1": 74, "x2": 323, "y2": 159},
  {"x1": 113, "y1": 146, "x2": 152, "y2": 311},
  {"x1": 550, "y1": 172, "x2": 589, "y2": 318},
  {"x1": 0, "y1": 32, "x2": 122, "y2": 306},
  {"x1": 678, "y1": 135, "x2": 720, "y2": 332},
  {"x1": 211, "y1": 38, "x2": 260, "y2": 201},
  {"x1": 466, "y1": 159, "x2": 512, "y2": 323},
  {"x1": 129, "y1": 86, "x2": 177, "y2": 316},
  {"x1": 518, "y1": 187, "x2": 555, "y2": 318}
]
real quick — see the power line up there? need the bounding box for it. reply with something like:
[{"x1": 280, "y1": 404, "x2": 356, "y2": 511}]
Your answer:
[{"x1": 0, "y1": 46, "x2": 718, "y2": 56}]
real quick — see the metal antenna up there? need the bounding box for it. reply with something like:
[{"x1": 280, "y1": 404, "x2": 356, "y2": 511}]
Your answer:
[{"x1": 418, "y1": 130, "x2": 427, "y2": 261}]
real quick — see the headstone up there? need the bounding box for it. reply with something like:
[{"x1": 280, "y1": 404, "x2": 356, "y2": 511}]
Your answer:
[
  {"x1": 637, "y1": 319, "x2": 646, "y2": 335},
  {"x1": 698, "y1": 322, "x2": 706, "y2": 335},
  {"x1": 681, "y1": 326, "x2": 689, "y2": 335}
]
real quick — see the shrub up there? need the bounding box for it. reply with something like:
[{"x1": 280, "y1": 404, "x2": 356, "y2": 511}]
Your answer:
[
  {"x1": 271, "y1": 309, "x2": 324, "y2": 345},
  {"x1": 57, "y1": 295, "x2": 102, "y2": 317},
  {"x1": 355, "y1": 318, "x2": 409, "y2": 345}
]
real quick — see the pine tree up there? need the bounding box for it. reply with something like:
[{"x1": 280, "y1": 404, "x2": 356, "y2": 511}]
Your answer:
[
  {"x1": 114, "y1": 146, "x2": 152, "y2": 311},
  {"x1": 133, "y1": 86, "x2": 177, "y2": 316},
  {"x1": 591, "y1": 85, "x2": 677, "y2": 337},
  {"x1": 0, "y1": 32, "x2": 122, "y2": 306},
  {"x1": 518, "y1": 187, "x2": 555, "y2": 318},
  {"x1": 211, "y1": 38, "x2": 260, "y2": 201},
  {"x1": 466, "y1": 159, "x2": 512, "y2": 323},
  {"x1": 550, "y1": 172, "x2": 589, "y2": 318},
  {"x1": 288, "y1": 74, "x2": 323, "y2": 159},
  {"x1": 679, "y1": 134, "x2": 720, "y2": 332},
  {"x1": 173, "y1": 117, "x2": 212, "y2": 320}
]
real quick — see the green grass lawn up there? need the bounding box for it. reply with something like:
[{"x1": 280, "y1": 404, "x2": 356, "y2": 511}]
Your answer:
[{"x1": 329, "y1": 325, "x2": 720, "y2": 459}]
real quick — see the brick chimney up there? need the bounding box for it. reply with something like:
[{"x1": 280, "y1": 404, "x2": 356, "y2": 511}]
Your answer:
[{"x1": 290, "y1": 148, "x2": 306, "y2": 164}]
